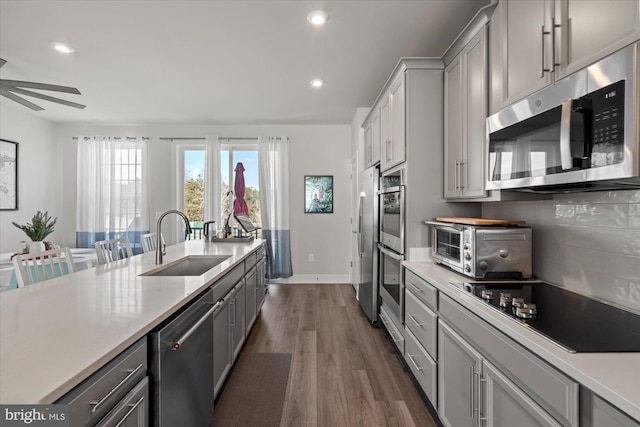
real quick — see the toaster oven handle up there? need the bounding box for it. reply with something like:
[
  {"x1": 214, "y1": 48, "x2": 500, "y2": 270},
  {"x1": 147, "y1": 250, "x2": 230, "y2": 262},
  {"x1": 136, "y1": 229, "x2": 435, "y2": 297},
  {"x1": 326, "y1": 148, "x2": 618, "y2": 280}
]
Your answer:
[{"x1": 424, "y1": 220, "x2": 465, "y2": 231}]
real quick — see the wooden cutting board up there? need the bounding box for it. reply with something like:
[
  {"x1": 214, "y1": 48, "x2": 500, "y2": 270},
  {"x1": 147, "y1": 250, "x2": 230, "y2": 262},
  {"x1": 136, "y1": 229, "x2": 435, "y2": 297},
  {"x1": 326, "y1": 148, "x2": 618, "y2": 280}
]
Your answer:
[{"x1": 435, "y1": 217, "x2": 527, "y2": 226}]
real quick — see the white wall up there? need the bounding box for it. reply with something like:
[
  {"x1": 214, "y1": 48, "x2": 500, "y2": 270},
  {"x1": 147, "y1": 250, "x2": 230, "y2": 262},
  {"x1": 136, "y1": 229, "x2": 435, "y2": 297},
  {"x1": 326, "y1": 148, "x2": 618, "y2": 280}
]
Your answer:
[
  {"x1": 483, "y1": 190, "x2": 640, "y2": 314},
  {"x1": 55, "y1": 123, "x2": 352, "y2": 283},
  {"x1": 0, "y1": 104, "x2": 62, "y2": 253}
]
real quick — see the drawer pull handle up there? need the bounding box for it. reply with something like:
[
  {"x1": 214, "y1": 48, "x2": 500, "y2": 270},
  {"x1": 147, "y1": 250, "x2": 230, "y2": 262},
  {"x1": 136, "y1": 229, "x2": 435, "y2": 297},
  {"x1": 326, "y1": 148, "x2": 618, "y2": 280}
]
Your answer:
[
  {"x1": 407, "y1": 313, "x2": 424, "y2": 327},
  {"x1": 389, "y1": 331, "x2": 403, "y2": 344},
  {"x1": 114, "y1": 396, "x2": 145, "y2": 427},
  {"x1": 90, "y1": 364, "x2": 143, "y2": 413},
  {"x1": 407, "y1": 353, "x2": 424, "y2": 371},
  {"x1": 171, "y1": 302, "x2": 218, "y2": 350},
  {"x1": 408, "y1": 282, "x2": 423, "y2": 293}
]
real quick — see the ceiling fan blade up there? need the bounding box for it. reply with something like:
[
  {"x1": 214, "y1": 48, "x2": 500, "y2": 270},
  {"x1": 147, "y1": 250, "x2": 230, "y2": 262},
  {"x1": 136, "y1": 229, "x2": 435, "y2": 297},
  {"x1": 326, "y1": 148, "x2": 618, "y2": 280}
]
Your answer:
[
  {"x1": 0, "y1": 79, "x2": 81, "y2": 95},
  {"x1": 0, "y1": 89, "x2": 44, "y2": 111},
  {"x1": 0, "y1": 58, "x2": 6, "y2": 68},
  {"x1": 9, "y1": 87, "x2": 86, "y2": 109}
]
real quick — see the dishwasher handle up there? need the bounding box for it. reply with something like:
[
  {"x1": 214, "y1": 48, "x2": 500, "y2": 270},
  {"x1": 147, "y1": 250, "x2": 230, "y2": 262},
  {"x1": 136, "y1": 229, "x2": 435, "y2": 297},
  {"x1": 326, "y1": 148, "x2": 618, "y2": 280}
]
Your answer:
[{"x1": 171, "y1": 301, "x2": 219, "y2": 350}]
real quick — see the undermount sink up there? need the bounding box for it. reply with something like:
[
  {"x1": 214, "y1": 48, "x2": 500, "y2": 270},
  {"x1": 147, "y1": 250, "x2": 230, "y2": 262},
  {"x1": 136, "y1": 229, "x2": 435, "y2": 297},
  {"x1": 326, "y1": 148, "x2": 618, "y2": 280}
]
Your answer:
[{"x1": 141, "y1": 255, "x2": 231, "y2": 277}]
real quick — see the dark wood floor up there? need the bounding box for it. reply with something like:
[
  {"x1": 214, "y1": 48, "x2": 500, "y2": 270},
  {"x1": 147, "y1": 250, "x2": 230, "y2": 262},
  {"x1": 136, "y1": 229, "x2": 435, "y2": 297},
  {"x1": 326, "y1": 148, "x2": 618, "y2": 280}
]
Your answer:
[{"x1": 238, "y1": 283, "x2": 439, "y2": 427}]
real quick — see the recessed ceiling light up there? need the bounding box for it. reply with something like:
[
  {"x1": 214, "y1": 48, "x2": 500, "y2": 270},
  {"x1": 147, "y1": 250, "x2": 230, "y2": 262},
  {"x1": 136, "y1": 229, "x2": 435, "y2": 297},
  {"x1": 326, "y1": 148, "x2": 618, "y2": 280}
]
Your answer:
[
  {"x1": 51, "y1": 42, "x2": 75, "y2": 54},
  {"x1": 307, "y1": 10, "x2": 328, "y2": 26},
  {"x1": 310, "y1": 79, "x2": 324, "y2": 88}
]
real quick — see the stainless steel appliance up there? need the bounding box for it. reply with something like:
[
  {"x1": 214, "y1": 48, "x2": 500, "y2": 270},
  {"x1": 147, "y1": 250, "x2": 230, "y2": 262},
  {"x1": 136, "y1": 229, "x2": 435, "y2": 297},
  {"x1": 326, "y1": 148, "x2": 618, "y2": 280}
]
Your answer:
[
  {"x1": 379, "y1": 169, "x2": 404, "y2": 255},
  {"x1": 487, "y1": 42, "x2": 640, "y2": 192},
  {"x1": 453, "y1": 280, "x2": 640, "y2": 353},
  {"x1": 356, "y1": 166, "x2": 380, "y2": 324},
  {"x1": 426, "y1": 220, "x2": 532, "y2": 280},
  {"x1": 378, "y1": 243, "x2": 404, "y2": 321},
  {"x1": 150, "y1": 289, "x2": 215, "y2": 427},
  {"x1": 378, "y1": 168, "x2": 405, "y2": 322}
]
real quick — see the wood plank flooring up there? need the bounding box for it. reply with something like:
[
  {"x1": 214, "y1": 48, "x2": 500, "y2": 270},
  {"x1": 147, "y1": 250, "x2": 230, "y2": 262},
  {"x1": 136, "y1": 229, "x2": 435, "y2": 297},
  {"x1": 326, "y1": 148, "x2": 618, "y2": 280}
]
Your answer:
[{"x1": 238, "y1": 283, "x2": 439, "y2": 427}]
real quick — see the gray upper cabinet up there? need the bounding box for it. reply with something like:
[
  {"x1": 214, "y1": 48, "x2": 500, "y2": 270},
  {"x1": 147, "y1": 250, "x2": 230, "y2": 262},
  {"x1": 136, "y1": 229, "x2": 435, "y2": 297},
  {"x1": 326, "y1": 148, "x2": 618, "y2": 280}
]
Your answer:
[
  {"x1": 379, "y1": 75, "x2": 408, "y2": 172},
  {"x1": 490, "y1": 0, "x2": 640, "y2": 114},
  {"x1": 444, "y1": 25, "x2": 489, "y2": 199},
  {"x1": 362, "y1": 107, "x2": 381, "y2": 168}
]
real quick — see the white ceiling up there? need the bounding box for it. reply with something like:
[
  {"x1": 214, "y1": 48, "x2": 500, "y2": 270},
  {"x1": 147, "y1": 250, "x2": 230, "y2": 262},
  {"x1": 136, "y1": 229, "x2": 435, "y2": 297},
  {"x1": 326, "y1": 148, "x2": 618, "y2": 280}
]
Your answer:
[{"x1": 0, "y1": 0, "x2": 490, "y2": 125}]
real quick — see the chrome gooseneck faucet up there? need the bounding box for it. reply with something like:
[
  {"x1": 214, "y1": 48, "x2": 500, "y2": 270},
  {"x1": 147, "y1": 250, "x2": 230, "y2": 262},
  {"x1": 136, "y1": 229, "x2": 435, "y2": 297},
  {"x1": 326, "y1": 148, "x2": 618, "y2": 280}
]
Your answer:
[{"x1": 156, "y1": 210, "x2": 192, "y2": 264}]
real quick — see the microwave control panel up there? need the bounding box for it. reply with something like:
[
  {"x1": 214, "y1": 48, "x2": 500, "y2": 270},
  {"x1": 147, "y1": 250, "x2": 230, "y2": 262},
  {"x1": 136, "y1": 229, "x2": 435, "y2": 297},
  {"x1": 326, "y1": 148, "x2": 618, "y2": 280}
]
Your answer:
[{"x1": 590, "y1": 80, "x2": 625, "y2": 167}]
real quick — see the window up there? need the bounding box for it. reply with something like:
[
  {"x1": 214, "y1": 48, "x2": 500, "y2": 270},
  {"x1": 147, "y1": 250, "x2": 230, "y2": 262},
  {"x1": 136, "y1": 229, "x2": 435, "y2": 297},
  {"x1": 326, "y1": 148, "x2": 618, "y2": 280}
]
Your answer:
[
  {"x1": 220, "y1": 145, "x2": 261, "y2": 229},
  {"x1": 175, "y1": 139, "x2": 260, "y2": 239},
  {"x1": 76, "y1": 137, "x2": 149, "y2": 253}
]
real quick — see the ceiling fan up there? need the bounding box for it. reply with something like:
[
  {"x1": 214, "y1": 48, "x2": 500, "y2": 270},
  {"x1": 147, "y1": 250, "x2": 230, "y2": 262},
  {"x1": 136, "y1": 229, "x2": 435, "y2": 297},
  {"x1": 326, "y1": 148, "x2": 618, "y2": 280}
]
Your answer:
[{"x1": 0, "y1": 58, "x2": 85, "y2": 111}]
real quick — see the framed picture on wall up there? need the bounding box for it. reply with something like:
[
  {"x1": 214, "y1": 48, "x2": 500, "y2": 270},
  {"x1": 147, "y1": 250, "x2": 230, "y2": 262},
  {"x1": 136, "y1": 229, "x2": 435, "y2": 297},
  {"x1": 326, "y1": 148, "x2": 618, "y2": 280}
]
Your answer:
[
  {"x1": 0, "y1": 139, "x2": 18, "y2": 210},
  {"x1": 304, "y1": 175, "x2": 333, "y2": 213}
]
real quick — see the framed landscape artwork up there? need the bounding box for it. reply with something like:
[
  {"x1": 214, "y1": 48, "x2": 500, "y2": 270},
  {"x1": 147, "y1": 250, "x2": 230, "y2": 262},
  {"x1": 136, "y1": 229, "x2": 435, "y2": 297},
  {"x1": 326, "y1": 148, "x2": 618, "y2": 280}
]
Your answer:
[
  {"x1": 304, "y1": 175, "x2": 333, "y2": 213},
  {"x1": 0, "y1": 139, "x2": 18, "y2": 210}
]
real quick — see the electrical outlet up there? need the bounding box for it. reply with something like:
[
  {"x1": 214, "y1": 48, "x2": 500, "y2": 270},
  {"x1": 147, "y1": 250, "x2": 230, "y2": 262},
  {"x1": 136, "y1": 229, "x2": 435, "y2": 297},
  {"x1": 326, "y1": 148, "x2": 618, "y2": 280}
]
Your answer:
[{"x1": 308, "y1": 254, "x2": 315, "y2": 262}]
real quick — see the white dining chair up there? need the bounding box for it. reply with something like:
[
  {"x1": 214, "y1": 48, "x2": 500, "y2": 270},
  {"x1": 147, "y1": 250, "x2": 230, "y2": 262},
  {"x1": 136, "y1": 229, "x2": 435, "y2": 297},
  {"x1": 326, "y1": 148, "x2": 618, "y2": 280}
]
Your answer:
[
  {"x1": 141, "y1": 233, "x2": 157, "y2": 253},
  {"x1": 95, "y1": 237, "x2": 134, "y2": 265},
  {"x1": 12, "y1": 247, "x2": 78, "y2": 287}
]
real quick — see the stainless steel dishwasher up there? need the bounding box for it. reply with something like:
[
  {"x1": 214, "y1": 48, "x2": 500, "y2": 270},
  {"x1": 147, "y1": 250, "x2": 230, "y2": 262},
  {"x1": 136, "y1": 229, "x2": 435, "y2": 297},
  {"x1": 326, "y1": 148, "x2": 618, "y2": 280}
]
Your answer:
[{"x1": 149, "y1": 288, "x2": 216, "y2": 427}]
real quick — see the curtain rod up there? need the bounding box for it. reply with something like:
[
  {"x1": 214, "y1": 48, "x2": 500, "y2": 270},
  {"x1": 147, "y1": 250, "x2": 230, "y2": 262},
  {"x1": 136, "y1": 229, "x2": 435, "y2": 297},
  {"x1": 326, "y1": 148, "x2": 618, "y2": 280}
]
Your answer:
[
  {"x1": 158, "y1": 137, "x2": 260, "y2": 141},
  {"x1": 72, "y1": 136, "x2": 150, "y2": 141}
]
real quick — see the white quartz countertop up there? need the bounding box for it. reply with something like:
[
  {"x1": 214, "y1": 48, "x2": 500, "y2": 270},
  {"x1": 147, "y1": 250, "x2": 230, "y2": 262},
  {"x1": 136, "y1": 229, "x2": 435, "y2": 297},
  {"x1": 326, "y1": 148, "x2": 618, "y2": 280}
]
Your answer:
[
  {"x1": 404, "y1": 260, "x2": 640, "y2": 422},
  {"x1": 0, "y1": 239, "x2": 264, "y2": 404}
]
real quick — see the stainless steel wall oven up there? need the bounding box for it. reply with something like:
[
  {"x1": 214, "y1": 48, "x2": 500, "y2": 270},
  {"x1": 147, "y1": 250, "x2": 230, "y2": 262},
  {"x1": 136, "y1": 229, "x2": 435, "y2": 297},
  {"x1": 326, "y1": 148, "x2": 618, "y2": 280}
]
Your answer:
[{"x1": 378, "y1": 168, "x2": 405, "y2": 322}]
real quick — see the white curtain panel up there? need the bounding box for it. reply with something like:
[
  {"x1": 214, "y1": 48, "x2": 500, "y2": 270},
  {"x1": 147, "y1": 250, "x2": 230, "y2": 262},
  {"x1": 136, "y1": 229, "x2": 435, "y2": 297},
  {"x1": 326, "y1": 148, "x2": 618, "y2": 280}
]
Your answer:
[
  {"x1": 204, "y1": 135, "x2": 221, "y2": 225},
  {"x1": 76, "y1": 136, "x2": 150, "y2": 253},
  {"x1": 258, "y1": 136, "x2": 292, "y2": 279}
]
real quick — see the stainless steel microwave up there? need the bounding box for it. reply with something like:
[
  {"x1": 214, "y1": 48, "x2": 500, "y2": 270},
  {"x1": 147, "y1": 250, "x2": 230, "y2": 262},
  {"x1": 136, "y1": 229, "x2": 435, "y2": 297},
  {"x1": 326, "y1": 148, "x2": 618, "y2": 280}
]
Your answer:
[{"x1": 486, "y1": 42, "x2": 639, "y2": 192}]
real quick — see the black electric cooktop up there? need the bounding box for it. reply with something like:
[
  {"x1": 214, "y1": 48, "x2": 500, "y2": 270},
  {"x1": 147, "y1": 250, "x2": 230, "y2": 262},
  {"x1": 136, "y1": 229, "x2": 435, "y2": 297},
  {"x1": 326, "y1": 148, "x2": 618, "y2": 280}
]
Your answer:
[{"x1": 456, "y1": 281, "x2": 640, "y2": 353}]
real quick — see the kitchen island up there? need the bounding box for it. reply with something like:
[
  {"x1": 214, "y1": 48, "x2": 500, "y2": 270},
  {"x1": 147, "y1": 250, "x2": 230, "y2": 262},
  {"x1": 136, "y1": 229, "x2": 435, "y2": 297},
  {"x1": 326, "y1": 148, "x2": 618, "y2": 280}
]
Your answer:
[
  {"x1": 0, "y1": 239, "x2": 264, "y2": 404},
  {"x1": 404, "y1": 259, "x2": 640, "y2": 424}
]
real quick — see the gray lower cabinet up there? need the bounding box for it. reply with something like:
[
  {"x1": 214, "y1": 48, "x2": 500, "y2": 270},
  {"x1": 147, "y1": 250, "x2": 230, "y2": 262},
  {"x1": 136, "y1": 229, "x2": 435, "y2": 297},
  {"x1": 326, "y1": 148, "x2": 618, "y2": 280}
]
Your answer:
[
  {"x1": 439, "y1": 294, "x2": 578, "y2": 426},
  {"x1": 213, "y1": 292, "x2": 232, "y2": 398},
  {"x1": 438, "y1": 320, "x2": 482, "y2": 427},
  {"x1": 482, "y1": 359, "x2": 561, "y2": 427},
  {"x1": 230, "y1": 280, "x2": 246, "y2": 361},
  {"x1": 57, "y1": 338, "x2": 148, "y2": 427},
  {"x1": 582, "y1": 393, "x2": 640, "y2": 427},
  {"x1": 95, "y1": 377, "x2": 149, "y2": 427},
  {"x1": 438, "y1": 321, "x2": 561, "y2": 427},
  {"x1": 244, "y1": 266, "x2": 257, "y2": 331},
  {"x1": 256, "y1": 252, "x2": 266, "y2": 311}
]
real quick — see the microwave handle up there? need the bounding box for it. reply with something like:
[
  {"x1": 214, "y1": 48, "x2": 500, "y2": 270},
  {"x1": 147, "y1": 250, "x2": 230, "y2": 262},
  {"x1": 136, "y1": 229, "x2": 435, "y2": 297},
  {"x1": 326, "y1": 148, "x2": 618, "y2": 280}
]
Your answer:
[{"x1": 560, "y1": 98, "x2": 574, "y2": 170}]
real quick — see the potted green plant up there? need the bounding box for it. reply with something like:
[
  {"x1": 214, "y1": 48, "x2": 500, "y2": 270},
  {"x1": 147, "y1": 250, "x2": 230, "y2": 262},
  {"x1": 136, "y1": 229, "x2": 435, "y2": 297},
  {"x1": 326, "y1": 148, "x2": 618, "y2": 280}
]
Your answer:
[{"x1": 12, "y1": 211, "x2": 57, "y2": 253}]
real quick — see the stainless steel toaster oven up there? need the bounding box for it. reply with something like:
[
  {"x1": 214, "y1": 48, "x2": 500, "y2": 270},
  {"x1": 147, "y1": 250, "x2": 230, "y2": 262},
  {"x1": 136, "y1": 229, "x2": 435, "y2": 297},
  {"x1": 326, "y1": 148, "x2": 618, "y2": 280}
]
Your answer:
[{"x1": 425, "y1": 220, "x2": 532, "y2": 280}]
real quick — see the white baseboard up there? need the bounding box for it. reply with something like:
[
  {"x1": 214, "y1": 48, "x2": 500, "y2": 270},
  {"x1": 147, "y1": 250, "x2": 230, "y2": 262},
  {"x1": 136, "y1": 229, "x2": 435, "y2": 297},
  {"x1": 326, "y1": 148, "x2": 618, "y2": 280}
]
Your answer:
[{"x1": 267, "y1": 274, "x2": 350, "y2": 284}]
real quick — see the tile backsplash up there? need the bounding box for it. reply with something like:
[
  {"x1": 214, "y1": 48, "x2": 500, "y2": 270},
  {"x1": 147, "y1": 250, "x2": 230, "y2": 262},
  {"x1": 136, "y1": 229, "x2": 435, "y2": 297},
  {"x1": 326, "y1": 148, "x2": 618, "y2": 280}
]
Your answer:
[{"x1": 482, "y1": 189, "x2": 640, "y2": 314}]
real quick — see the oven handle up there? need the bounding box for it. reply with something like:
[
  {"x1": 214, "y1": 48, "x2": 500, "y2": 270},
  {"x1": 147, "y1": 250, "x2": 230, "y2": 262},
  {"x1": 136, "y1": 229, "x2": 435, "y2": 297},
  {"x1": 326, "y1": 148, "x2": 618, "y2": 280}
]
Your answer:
[{"x1": 377, "y1": 243, "x2": 403, "y2": 260}]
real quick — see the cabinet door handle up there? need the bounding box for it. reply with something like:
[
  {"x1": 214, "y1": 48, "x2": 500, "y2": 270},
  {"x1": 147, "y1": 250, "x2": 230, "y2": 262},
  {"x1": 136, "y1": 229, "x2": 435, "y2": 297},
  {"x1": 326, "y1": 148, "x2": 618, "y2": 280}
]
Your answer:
[
  {"x1": 459, "y1": 160, "x2": 465, "y2": 190},
  {"x1": 540, "y1": 25, "x2": 551, "y2": 77},
  {"x1": 229, "y1": 300, "x2": 235, "y2": 327},
  {"x1": 114, "y1": 396, "x2": 145, "y2": 427},
  {"x1": 388, "y1": 331, "x2": 402, "y2": 344},
  {"x1": 469, "y1": 366, "x2": 475, "y2": 417},
  {"x1": 406, "y1": 353, "x2": 424, "y2": 371},
  {"x1": 90, "y1": 364, "x2": 144, "y2": 413},
  {"x1": 387, "y1": 139, "x2": 392, "y2": 162},
  {"x1": 478, "y1": 375, "x2": 487, "y2": 426},
  {"x1": 474, "y1": 370, "x2": 482, "y2": 427},
  {"x1": 552, "y1": 16, "x2": 561, "y2": 70}
]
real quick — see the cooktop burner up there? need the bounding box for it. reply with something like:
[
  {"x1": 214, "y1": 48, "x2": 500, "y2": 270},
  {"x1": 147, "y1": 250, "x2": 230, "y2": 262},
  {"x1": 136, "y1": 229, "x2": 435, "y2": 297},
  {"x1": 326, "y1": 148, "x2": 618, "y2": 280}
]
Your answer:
[{"x1": 456, "y1": 281, "x2": 640, "y2": 353}]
